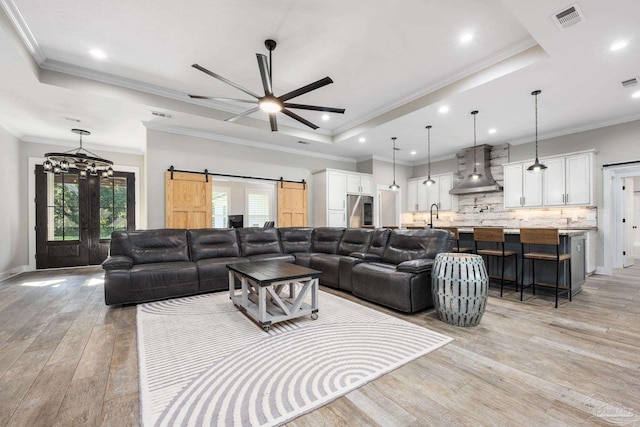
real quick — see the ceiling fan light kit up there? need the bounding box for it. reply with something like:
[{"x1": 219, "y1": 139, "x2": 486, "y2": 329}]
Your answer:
[{"x1": 190, "y1": 39, "x2": 345, "y2": 132}]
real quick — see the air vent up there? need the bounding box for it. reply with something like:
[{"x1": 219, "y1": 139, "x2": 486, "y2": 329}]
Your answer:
[
  {"x1": 621, "y1": 78, "x2": 638, "y2": 88},
  {"x1": 297, "y1": 140, "x2": 310, "y2": 145},
  {"x1": 552, "y1": 4, "x2": 585, "y2": 30},
  {"x1": 64, "y1": 117, "x2": 81, "y2": 122},
  {"x1": 151, "y1": 111, "x2": 172, "y2": 118}
]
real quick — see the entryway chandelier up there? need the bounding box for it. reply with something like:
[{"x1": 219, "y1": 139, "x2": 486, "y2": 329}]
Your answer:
[{"x1": 42, "y1": 129, "x2": 113, "y2": 178}]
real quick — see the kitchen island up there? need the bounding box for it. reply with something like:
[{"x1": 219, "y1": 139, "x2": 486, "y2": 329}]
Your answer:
[{"x1": 452, "y1": 228, "x2": 587, "y2": 296}]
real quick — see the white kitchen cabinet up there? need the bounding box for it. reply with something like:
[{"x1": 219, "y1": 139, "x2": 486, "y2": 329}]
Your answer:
[
  {"x1": 313, "y1": 170, "x2": 347, "y2": 227},
  {"x1": 503, "y1": 163, "x2": 543, "y2": 208},
  {"x1": 543, "y1": 152, "x2": 593, "y2": 206},
  {"x1": 405, "y1": 173, "x2": 457, "y2": 212},
  {"x1": 346, "y1": 173, "x2": 373, "y2": 195},
  {"x1": 407, "y1": 180, "x2": 418, "y2": 212},
  {"x1": 327, "y1": 171, "x2": 346, "y2": 210}
]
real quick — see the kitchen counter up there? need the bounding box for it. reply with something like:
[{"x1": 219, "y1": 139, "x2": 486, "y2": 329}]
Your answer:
[{"x1": 454, "y1": 228, "x2": 590, "y2": 236}]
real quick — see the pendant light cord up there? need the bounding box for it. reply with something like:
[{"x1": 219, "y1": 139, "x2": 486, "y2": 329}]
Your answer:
[
  {"x1": 534, "y1": 91, "x2": 539, "y2": 158},
  {"x1": 427, "y1": 126, "x2": 431, "y2": 177},
  {"x1": 472, "y1": 111, "x2": 478, "y2": 173},
  {"x1": 392, "y1": 137, "x2": 397, "y2": 183}
]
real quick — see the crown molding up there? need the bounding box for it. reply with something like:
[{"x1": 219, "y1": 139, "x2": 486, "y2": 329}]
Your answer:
[
  {"x1": 332, "y1": 37, "x2": 539, "y2": 135},
  {"x1": 20, "y1": 135, "x2": 145, "y2": 155},
  {"x1": 506, "y1": 112, "x2": 640, "y2": 146},
  {"x1": 0, "y1": 0, "x2": 46, "y2": 64},
  {"x1": 143, "y1": 122, "x2": 356, "y2": 163}
]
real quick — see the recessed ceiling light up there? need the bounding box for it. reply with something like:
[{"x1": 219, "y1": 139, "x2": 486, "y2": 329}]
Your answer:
[
  {"x1": 410, "y1": 151, "x2": 417, "y2": 155},
  {"x1": 488, "y1": 128, "x2": 497, "y2": 134},
  {"x1": 321, "y1": 114, "x2": 330, "y2": 121},
  {"x1": 438, "y1": 105, "x2": 449, "y2": 114},
  {"x1": 632, "y1": 91, "x2": 640, "y2": 98},
  {"x1": 89, "y1": 49, "x2": 107, "y2": 60},
  {"x1": 610, "y1": 40, "x2": 628, "y2": 51},
  {"x1": 459, "y1": 33, "x2": 473, "y2": 43},
  {"x1": 359, "y1": 137, "x2": 366, "y2": 143}
]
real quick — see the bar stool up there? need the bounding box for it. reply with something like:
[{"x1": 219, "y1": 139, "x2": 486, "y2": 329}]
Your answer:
[
  {"x1": 520, "y1": 228, "x2": 572, "y2": 309},
  {"x1": 473, "y1": 227, "x2": 518, "y2": 297},
  {"x1": 441, "y1": 227, "x2": 473, "y2": 253}
]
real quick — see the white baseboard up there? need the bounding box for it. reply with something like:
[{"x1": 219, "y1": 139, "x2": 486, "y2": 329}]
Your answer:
[
  {"x1": 594, "y1": 266, "x2": 611, "y2": 276},
  {"x1": 0, "y1": 265, "x2": 29, "y2": 282}
]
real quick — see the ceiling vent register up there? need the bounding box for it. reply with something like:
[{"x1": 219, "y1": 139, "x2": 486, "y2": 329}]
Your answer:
[
  {"x1": 621, "y1": 78, "x2": 638, "y2": 88},
  {"x1": 552, "y1": 4, "x2": 585, "y2": 30}
]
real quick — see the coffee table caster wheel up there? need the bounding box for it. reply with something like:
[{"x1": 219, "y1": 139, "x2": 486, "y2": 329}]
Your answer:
[
  {"x1": 263, "y1": 325, "x2": 270, "y2": 332},
  {"x1": 311, "y1": 313, "x2": 318, "y2": 320}
]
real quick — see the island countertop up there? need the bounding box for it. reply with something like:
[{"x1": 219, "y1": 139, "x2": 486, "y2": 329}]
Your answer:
[{"x1": 455, "y1": 228, "x2": 591, "y2": 236}]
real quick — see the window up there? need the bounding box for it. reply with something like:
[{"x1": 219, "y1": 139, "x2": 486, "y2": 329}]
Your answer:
[
  {"x1": 100, "y1": 176, "x2": 129, "y2": 239},
  {"x1": 212, "y1": 187, "x2": 230, "y2": 228},
  {"x1": 246, "y1": 189, "x2": 272, "y2": 227},
  {"x1": 47, "y1": 173, "x2": 80, "y2": 241}
]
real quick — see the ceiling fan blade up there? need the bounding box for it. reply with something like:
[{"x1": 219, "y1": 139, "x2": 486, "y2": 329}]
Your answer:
[
  {"x1": 189, "y1": 95, "x2": 258, "y2": 104},
  {"x1": 283, "y1": 103, "x2": 345, "y2": 114},
  {"x1": 269, "y1": 113, "x2": 278, "y2": 132},
  {"x1": 256, "y1": 54, "x2": 273, "y2": 96},
  {"x1": 192, "y1": 64, "x2": 261, "y2": 99},
  {"x1": 225, "y1": 107, "x2": 261, "y2": 123},
  {"x1": 281, "y1": 108, "x2": 319, "y2": 130},
  {"x1": 278, "y1": 77, "x2": 334, "y2": 102}
]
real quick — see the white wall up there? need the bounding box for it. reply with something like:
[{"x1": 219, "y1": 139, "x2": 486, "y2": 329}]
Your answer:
[
  {"x1": 146, "y1": 129, "x2": 357, "y2": 229},
  {"x1": 0, "y1": 126, "x2": 25, "y2": 277},
  {"x1": 371, "y1": 159, "x2": 413, "y2": 212}
]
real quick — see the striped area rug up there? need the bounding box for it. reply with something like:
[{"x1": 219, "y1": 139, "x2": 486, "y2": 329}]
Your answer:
[{"x1": 137, "y1": 290, "x2": 453, "y2": 427}]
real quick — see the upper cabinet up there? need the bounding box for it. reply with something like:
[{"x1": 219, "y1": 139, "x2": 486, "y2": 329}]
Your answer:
[
  {"x1": 406, "y1": 173, "x2": 458, "y2": 212},
  {"x1": 503, "y1": 163, "x2": 543, "y2": 208},
  {"x1": 504, "y1": 151, "x2": 594, "y2": 209},
  {"x1": 327, "y1": 171, "x2": 347, "y2": 210},
  {"x1": 346, "y1": 173, "x2": 372, "y2": 195}
]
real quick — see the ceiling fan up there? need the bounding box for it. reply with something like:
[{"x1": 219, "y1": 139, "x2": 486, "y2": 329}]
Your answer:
[{"x1": 189, "y1": 39, "x2": 345, "y2": 132}]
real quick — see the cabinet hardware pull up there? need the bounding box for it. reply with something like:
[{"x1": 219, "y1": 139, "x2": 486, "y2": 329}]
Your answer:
[{"x1": 566, "y1": 193, "x2": 569, "y2": 203}]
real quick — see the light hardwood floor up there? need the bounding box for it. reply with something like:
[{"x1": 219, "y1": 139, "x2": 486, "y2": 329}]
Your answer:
[{"x1": 1, "y1": 264, "x2": 639, "y2": 426}]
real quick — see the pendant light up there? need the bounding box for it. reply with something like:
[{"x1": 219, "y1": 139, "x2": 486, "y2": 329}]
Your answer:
[
  {"x1": 42, "y1": 129, "x2": 114, "y2": 178},
  {"x1": 389, "y1": 137, "x2": 400, "y2": 190},
  {"x1": 423, "y1": 125, "x2": 436, "y2": 186},
  {"x1": 527, "y1": 90, "x2": 547, "y2": 172},
  {"x1": 469, "y1": 110, "x2": 482, "y2": 181}
]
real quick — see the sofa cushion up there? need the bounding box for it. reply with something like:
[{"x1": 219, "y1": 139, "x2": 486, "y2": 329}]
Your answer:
[
  {"x1": 311, "y1": 227, "x2": 345, "y2": 254},
  {"x1": 111, "y1": 229, "x2": 190, "y2": 264},
  {"x1": 247, "y1": 253, "x2": 296, "y2": 263},
  {"x1": 188, "y1": 228, "x2": 240, "y2": 261},
  {"x1": 102, "y1": 255, "x2": 133, "y2": 270},
  {"x1": 309, "y1": 254, "x2": 342, "y2": 288},
  {"x1": 292, "y1": 252, "x2": 317, "y2": 268},
  {"x1": 337, "y1": 228, "x2": 373, "y2": 256},
  {"x1": 396, "y1": 258, "x2": 435, "y2": 273},
  {"x1": 382, "y1": 229, "x2": 453, "y2": 265},
  {"x1": 368, "y1": 228, "x2": 391, "y2": 257},
  {"x1": 129, "y1": 261, "x2": 199, "y2": 301},
  {"x1": 338, "y1": 256, "x2": 366, "y2": 292},
  {"x1": 196, "y1": 257, "x2": 250, "y2": 292},
  {"x1": 278, "y1": 227, "x2": 313, "y2": 254},
  {"x1": 237, "y1": 227, "x2": 282, "y2": 257}
]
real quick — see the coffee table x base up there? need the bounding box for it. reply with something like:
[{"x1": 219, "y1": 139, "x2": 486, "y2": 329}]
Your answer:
[{"x1": 227, "y1": 261, "x2": 321, "y2": 332}]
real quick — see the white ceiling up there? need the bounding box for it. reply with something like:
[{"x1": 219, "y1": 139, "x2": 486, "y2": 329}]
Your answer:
[{"x1": 0, "y1": 0, "x2": 639, "y2": 164}]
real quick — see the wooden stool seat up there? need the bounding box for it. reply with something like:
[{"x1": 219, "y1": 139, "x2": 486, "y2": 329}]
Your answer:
[
  {"x1": 473, "y1": 227, "x2": 519, "y2": 297},
  {"x1": 477, "y1": 249, "x2": 518, "y2": 257},
  {"x1": 452, "y1": 246, "x2": 474, "y2": 253},
  {"x1": 520, "y1": 228, "x2": 572, "y2": 308}
]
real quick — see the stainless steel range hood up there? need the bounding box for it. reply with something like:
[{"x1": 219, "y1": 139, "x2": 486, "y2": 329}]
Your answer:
[{"x1": 449, "y1": 144, "x2": 503, "y2": 195}]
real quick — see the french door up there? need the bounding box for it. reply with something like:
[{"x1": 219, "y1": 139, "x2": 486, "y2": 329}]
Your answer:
[{"x1": 35, "y1": 165, "x2": 135, "y2": 269}]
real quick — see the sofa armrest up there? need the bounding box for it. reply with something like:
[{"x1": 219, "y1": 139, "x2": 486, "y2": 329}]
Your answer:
[
  {"x1": 102, "y1": 255, "x2": 133, "y2": 270},
  {"x1": 350, "y1": 252, "x2": 381, "y2": 261},
  {"x1": 396, "y1": 258, "x2": 434, "y2": 274}
]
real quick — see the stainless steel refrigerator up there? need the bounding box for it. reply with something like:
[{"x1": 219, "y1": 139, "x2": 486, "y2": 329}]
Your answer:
[{"x1": 347, "y1": 195, "x2": 374, "y2": 228}]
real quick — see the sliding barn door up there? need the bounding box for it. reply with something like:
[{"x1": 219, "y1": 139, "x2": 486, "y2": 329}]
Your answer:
[
  {"x1": 165, "y1": 171, "x2": 212, "y2": 228},
  {"x1": 277, "y1": 182, "x2": 308, "y2": 227}
]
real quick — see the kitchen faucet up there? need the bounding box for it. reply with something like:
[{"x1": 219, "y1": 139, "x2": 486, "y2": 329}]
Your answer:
[{"x1": 428, "y1": 203, "x2": 439, "y2": 229}]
